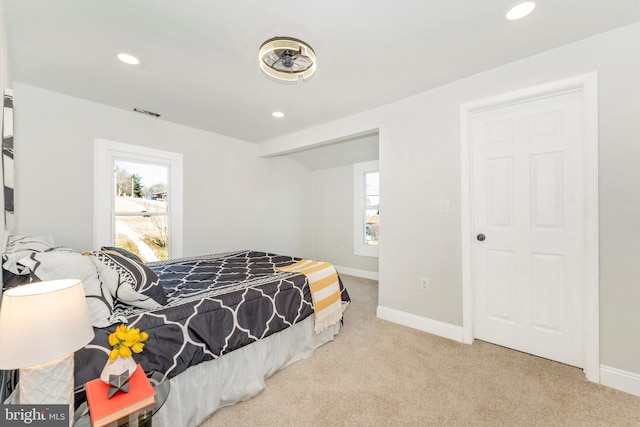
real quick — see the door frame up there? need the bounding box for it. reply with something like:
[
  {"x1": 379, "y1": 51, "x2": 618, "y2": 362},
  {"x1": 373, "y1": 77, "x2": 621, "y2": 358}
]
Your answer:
[{"x1": 459, "y1": 72, "x2": 599, "y2": 382}]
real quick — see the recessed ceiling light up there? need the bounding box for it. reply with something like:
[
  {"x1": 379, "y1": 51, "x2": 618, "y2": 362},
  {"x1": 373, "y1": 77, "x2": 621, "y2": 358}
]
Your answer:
[
  {"x1": 506, "y1": 1, "x2": 536, "y2": 20},
  {"x1": 117, "y1": 53, "x2": 140, "y2": 65},
  {"x1": 272, "y1": 111, "x2": 285, "y2": 118}
]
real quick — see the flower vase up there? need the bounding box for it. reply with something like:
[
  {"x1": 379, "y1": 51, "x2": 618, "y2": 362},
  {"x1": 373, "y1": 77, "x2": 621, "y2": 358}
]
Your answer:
[{"x1": 100, "y1": 356, "x2": 137, "y2": 383}]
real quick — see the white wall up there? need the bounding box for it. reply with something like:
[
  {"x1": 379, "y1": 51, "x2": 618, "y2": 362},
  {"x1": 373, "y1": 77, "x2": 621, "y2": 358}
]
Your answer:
[
  {"x1": 260, "y1": 22, "x2": 640, "y2": 375},
  {"x1": 311, "y1": 165, "x2": 378, "y2": 273},
  {"x1": 0, "y1": 2, "x2": 8, "y2": 91},
  {"x1": 12, "y1": 83, "x2": 312, "y2": 258}
]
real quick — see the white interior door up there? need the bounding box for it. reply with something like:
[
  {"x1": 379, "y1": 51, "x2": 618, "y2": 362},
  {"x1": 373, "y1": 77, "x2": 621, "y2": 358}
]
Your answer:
[{"x1": 471, "y1": 90, "x2": 585, "y2": 367}]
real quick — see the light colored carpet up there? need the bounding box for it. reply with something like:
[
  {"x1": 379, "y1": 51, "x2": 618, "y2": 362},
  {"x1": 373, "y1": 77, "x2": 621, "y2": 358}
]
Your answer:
[{"x1": 200, "y1": 275, "x2": 640, "y2": 426}]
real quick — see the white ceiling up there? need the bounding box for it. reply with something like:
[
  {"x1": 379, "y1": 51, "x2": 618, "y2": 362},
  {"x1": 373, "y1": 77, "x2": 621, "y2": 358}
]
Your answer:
[{"x1": 4, "y1": 0, "x2": 640, "y2": 143}]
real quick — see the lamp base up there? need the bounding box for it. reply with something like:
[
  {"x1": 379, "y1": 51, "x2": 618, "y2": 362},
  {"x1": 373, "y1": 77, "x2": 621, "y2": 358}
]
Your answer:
[{"x1": 20, "y1": 353, "x2": 74, "y2": 426}]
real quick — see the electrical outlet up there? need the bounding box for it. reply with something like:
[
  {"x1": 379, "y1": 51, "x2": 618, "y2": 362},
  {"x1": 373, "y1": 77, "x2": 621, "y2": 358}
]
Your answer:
[
  {"x1": 420, "y1": 277, "x2": 430, "y2": 291},
  {"x1": 340, "y1": 246, "x2": 346, "y2": 253}
]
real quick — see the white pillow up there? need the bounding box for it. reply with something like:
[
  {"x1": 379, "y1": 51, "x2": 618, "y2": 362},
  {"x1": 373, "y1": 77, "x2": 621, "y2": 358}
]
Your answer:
[
  {"x1": 5, "y1": 234, "x2": 55, "y2": 253},
  {"x1": 16, "y1": 248, "x2": 118, "y2": 328},
  {"x1": 3, "y1": 234, "x2": 56, "y2": 288}
]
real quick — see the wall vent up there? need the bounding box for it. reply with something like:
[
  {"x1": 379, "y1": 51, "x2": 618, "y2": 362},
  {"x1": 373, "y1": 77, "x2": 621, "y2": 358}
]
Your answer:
[{"x1": 133, "y1": 108, "x2": 161, "y2": 117}]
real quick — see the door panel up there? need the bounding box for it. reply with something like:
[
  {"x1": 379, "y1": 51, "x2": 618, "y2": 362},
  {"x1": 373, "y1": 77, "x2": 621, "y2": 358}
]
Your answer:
[
  {"x1": 531, "y1": 253, "x2": 564, "y2": 333},
  {"x1": 486, "y1": 158, "x2": 514, "y2": 227},
  {"x1": 531, "y1": 152, "x2": 563, "y2": 229},
  {"x1": 486, "y1": 249, "x2": 515, "y2": 323}
]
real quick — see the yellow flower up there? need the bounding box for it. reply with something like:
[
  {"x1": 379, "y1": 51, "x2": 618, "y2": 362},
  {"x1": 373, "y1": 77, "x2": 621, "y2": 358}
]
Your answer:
[
  {"x1": 108, "y1": 332, "x2": 119, "y2": 347},
  {"x1": 108, "y1": 324, "x2": 148, "y2": 360},
  {"x1": 124, "y1": 328, "x2": 141, "y2": 346},
  {"x1": 131, "y1": 342, "x2": 145, "y2": 353},
  {"x1": 115, "y1": 324, "x2": 128, "y2": 340},
  {"x1": 119, "y1": 345, "x2": 132, "y2": 358}
]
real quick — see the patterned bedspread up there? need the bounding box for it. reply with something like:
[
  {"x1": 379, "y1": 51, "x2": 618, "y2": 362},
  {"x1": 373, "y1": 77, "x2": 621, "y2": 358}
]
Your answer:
[{"x1": 74, "y1": 250, "x2": 350, "y2": 387}]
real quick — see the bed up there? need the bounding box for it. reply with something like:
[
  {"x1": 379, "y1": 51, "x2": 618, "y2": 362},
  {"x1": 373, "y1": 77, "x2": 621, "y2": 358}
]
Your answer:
[{"x1": 1, "y1": 236, "x2": 350, "y2": 426}]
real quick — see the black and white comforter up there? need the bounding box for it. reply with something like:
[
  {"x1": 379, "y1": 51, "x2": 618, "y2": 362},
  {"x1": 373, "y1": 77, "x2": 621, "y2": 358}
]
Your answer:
[{"x1": 74, "y1": 250, "x2": 350, "y2": 387}]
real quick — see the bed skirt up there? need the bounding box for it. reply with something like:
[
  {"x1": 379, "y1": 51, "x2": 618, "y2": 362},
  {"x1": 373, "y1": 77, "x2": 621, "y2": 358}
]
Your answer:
[{"x1": 154, "y1": 315, "x2": 342, "y2": 427}]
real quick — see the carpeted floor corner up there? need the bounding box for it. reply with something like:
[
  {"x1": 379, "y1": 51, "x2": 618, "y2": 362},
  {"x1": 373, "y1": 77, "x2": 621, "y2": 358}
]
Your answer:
[{"x1": 200, "y1": 275, "x2": 640, "y2": 426}]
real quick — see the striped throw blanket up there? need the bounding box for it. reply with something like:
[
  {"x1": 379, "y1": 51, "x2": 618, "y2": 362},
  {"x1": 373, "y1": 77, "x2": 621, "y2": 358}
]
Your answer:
[{"x1": 277, "y1": 259, "x2": 343, "y2": 333}]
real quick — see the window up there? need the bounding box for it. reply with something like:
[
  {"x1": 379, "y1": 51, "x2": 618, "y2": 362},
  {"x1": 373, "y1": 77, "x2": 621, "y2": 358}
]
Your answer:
[
  {"x1": 94, "y1": 139, "x2": 183, "y2": 261},
  {"x1": 364, "y1": 171, "x2": 380, "y2": 246},
  {"x1": 113, "y1": 160, "x2": 169, "y2": 261},
  {"x1": 354, "y1": 161, "x2": 379, "y2": 257}
]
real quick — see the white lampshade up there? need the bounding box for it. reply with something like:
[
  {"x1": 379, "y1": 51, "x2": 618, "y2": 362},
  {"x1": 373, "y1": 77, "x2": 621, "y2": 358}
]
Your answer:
[{"x1": 0, "y1": 279, "x2": 95, "y2": 369}]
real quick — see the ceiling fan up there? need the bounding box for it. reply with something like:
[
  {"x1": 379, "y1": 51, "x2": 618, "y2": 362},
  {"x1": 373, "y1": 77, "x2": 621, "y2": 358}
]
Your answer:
[{"x1": 259, "y1": 37, "x2": 317, "y2": 84}]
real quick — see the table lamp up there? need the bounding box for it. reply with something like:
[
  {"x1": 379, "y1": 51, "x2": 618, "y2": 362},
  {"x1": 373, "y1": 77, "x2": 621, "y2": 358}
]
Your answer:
[{"x1": 0, "y1": 279, "x2": 95, "y2": 425}]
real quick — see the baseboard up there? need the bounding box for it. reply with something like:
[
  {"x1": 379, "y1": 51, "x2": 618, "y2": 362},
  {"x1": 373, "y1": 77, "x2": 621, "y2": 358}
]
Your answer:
[
  {"x1": 334, "y1": 265, "x2": 379, "y2": 281},
  {"x1": 376, "y1": 305, "x2": 464, "y2": 342},
  {"x1": 600, "y1": 365, "x2": 640, "y2": 397}
]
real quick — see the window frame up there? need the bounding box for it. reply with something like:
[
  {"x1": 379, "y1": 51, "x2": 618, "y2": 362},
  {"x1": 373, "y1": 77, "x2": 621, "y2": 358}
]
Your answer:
[
  {"x1": 94, "y1": 139, "x2": 183, "y2": 259},
  {"x1": 353, "y1": 160, "x2": 379, "y2": 257}
]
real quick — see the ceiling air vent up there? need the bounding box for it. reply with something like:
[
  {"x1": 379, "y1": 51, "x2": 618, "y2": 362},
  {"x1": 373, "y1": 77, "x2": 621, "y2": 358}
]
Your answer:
[{"x1": 133, "y1": 108, "x2": 161, "y2": 118}]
